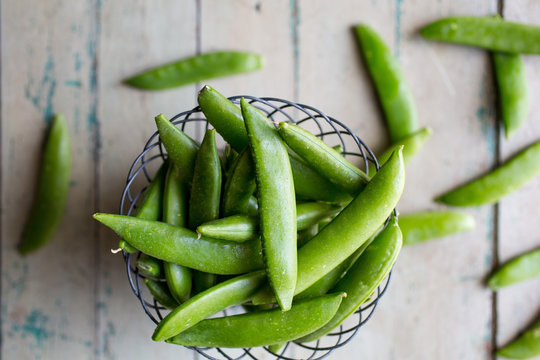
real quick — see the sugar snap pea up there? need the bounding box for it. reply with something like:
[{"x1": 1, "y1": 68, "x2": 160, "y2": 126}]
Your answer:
[
  {"x1": 436, "y1": 141, "x2": 540, "y2": 206},
  {"x1": 420, "y1": 16, "x2": 540, "y2": 54},
  {"x1": 498, "y1": 318, "x2": 540, "y2": 359},
  {"x1": 197, "y1": 202, "x2": 341, "y2": 242},
  {"x1": 162, "y1": 163, "x2": 192, "y2": 303},
  {"x1": 368, "y1": 127, "x2": 431, "y2": 176},
  {"x1": 193, "y1": 272, "x2": 217, "y2": 294},
  {"x1": 93, "y1": 214, "x2": 263, "y2": 274},
  {"x1": 297, "y1": 218, "x2": 402, "y2": 343},
  {"x1": 296, "y1": 225, "x2": 318, "y2": 249},
  {"x1": 251, "y1": 148, "x2": 404, "y2": 304},
  {"x1": 155, "y1": 114, "x2": 199, "y2": 183},
  {"x1": 152, "y1": 270, "x2": 266, "y2": 341},
  {"x1": 488, "y1": 248, "x2": 540, "y2": 290},
  {"x1": 167, "y1": 293, "x2": 344, "y2": 348},
  {"x1": 493, "y1": 52, "x2": 529, "y2": 138},
  {"x1": 355, "y1": 24, "x2": 419, "y2": 142},
  {"x1": 144, "y1": 278, "x2": 179, "y2": 310},
  {"x1": 221, "y1": 148, "x2": 256, "y2": 217},
  {"x1": 399, "y1": 211, "x2": 475, "y2": 246},
  {"x1": 278, "y1": 122, "x2": 370, "y2": 196},
  {"x1": 19, "y1": 114, "x2": 71, "y2": 255},
  {"x1": 241, "y1": 98, "x2": 297, "y2": 311},
  {"x1": 124, "y1": 51, "x2": 262, "y2": 90},
  {"x1": 247, "y1": 196, "x2": 259, "y2": 213},
  {"x1": 136, "y1": 255, "x2": 164, "y2": 278},
  {"x1": 198, "y1": 86, "x2": 351, "y2": 203},
  {"x1": 268, "y1": 343, "x2": 285, "y2": 354}
]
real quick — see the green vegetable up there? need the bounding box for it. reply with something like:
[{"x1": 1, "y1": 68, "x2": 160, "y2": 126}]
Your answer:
[
  {"x1": 19, "y1": 114, "x2": 71, "y2": 255},
  {"x1": 136, "y1": 255, "x2": 164, "y2": 278},
  {"x1": 221, "y1": 149, "x2": 256, "y2": 217},
  {"x1": 144, "y1": 278, "x2": 179, "y2": 310},
  {"x1": 436, "y1": 141, "x2": 540, "y2": 206},
  {"x1": 242, "y1": 98, "x2": 297, "y2": 311},
  {"x1": 488, "y1": 248, "x2": 540, "y2": 290},
  {"x1": 420, "y1": 16, "x2": 540, "y2": 54},
  {"x1": 497, "y1": 318, "x2": 540, "y2": 359},
  {"x1": 278, "y1": 122, "x2": 369, "y2": 196},
  {"x1": 297, "y1": 218, "x2": 402, "y2": 343},
  {"x1": 125, "y1": 51, "x2": 262, "y2": 90},
  {"x1": 399, "y1": 211, "x2": 475, "y2": 246},
  {"x1": 296, "y1": 225, "x2": 318, "y2": 249},
  {"x1": 166, "y1": 293, "x2": 344, "y2": 348},
  {"x1": 355, "y1": 24, "x2": 419, "y2": 142}
]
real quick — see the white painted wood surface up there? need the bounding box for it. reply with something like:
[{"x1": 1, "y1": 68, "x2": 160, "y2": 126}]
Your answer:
[{"x1": 2, "y1": 1, "x2": 539, "y2": 359}]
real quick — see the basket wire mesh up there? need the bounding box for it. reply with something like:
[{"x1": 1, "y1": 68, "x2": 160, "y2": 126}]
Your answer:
[{"x1": 119, "y1": 95, "x2": 395, "y2": 360}]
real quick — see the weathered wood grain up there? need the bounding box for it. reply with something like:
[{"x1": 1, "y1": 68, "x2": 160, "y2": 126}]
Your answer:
[
  {"x1": 497, "y1": 1, "x2": 540, "y2": 357},
  {"x1": 1, "y1": 0, "x2": 98, "y2": 358}
]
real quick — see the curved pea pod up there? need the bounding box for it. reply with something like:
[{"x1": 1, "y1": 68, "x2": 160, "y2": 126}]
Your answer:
[
  {"x1": 93, "y1": 214, "x2": 264, "y2": 275},
  {"x1": 296, "y1": 225, "x2": 318, "y2": 249},
  {"x1": 198, "y1": 86, "x2": 350, "y2": 203},
  {"x1": 167, "y1": 293, "x2": 344, "y2": 348},
  {"x1": 155, "y1": 114, "x2": 199, "y2": 183},
  {"x1": 251, "y1": 148, "x2": 405, "y2": 304},
  {"x1": 188, "y1": 129, "x2": 222, "y2": 229},
  {"x1": 152, "y1": 270, "x2": 266, "y2": 341},
  {"x1": 136, "y1": 255, "x2": 164, "y2": 278},
  {"x1": 144, "y1": 278, "x2": 179, "y2": 310},
  {"x1": 436, "y1": 141, "x2": 540, "y2": 207},
  {"x1": 497, "y1": 318, "x2": 540, "y2": 359},
  {"x1": 488, "y1": 248, "x2": 540, "y2": 290},
  {"x1": 193, "y1": 272, "x2": 217, "y2": 294},
  {"x1": 420, "y1": 16, "x2": 540, "y2": 54},
  {"x1": 278, "y1": 122, "x2": 369, "y2": 196},
  {"x1": 221, "y1": 144, "x2": 238, "y2": 174},
  {"x1": 221, "y1": 148, "x2": 257, "y2": 217},
  {"x1": 197, "y1": 202, "x2": 341, "y2": 242},
  {"x1": 368, "y1": 127, "x2": 432, "y2": 176},
  {"x1": 242, "y1": 98, "x2": 297, "y2": 311},
  {"x1": 162, "y1": 164, "x2": 192, "y2": 303},
  {"x1": 355, "y1": 24, "x2": 419, "y2": 142},
  {"x1": 493, "y1": 52, "x2": 529, "y2": 138},
  {"x1": 124, "y1": 51, "x2": 262, "y2": 90},
  {"x1": 19, "y1": 114, "x2": 71, "y2": 255},
  {"x1": 297, "y1": 218, "x2": 402, "y2": 343},
  {"x1": 399, "y1": 211, "x2": 475, "y2": 246}
]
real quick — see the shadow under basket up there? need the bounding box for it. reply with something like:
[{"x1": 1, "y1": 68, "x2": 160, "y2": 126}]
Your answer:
[{"x1": 119, "y1": 95, "x2": 395, "y2": 360}]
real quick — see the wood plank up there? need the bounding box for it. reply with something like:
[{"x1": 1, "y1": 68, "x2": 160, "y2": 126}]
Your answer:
[
  {"x1": 297, "y1": 1, "x2": 497, "y2": 359},
  {"x1": 497, "y1": 1, "x2": 540, "y2": 357},
  {"x1": 1, "y1": 0, "x2": 98, "y2": 358},
  {"x1": 96, "y1": 1, "x2": 198, "y2": 359}
]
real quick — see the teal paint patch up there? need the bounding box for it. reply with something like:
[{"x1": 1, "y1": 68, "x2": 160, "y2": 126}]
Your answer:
[
  {"x1": 476, "y1": 106, "x2": 496, "y2": 156},
  {"x1": 394, "y1": 0, "x2": 404, "y2": 59},
  {"x1": 12, "y1": 310, "x2": 53, "y2": 346},
  {"x1": 3, "y1": 262, "x2": 28, "y2": 298},
  {"x1": 74, "y1": 52, "x2": 82, "y2": 71},
  {"x1": 484, "y1": 207, "x2": 495, "y2": 268},
  {"x1": 289, "y1": 0, "x2": 300, "y2": 102},
  {"x1": 104, "y1": 286, "x2": 112, "y2": 297},
  {"x1": 64, "y1": 80, "x2": 82, "y2": 88},
  {"x1": 24, "y1": 48, "x2": 57, "y2": 124}
]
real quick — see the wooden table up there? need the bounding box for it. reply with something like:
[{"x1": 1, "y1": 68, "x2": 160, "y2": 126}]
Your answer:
[{"x1": 2, "y1": 1, "x2": 540, "y2": 359}]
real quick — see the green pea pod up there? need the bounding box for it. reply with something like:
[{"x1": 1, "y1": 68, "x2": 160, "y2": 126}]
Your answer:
[
  {"x1": 399, "y1": 211, "x2": 475, "y2": 246},
  {"x1": 355, "y1": 24, "x2": 419, "y2": 143},
  {"x1": 488, "y1": 248, "x2": 540, "y2": 290},
  {"x1": 221, "y1": 144, "x2": 238, "y2": 174},
  {"x1": 251, "y1": 148, "x2": 405, "y2": 304},
  {"x1": 152, "y1": 270, "x2": 266, "y2": 341},
  {"x1": 124, "y1": 51, "x2": 262, "y2": 90},
  {"x1": 242, "y1": 98, "x2": 297, "y2": 311},
  {"x1": 368, "y1": 127, "x2": 432, "y2": 176},
  {"x1": 155, "y1": 114, "x2": 199, "y2": 183},
  {"x1": 167, "y1": 293, "x2": 344, "y2": 348},
  {"x1": 197, "y1": 202, "x2": 341, "y2": 242},
  {"x1": 436, "y1": 141, "x2": 540, "y2": 207},
  {"x1": 163, "y1": 163, "x2": 192, "y2": 303},
  {"x1": 188, "y1": 129, "x2": 222, "y2": 229},
  {"x1": 268, "y1": 343, "x2": 285, "y2": 354},
  {"x1": 297, "y1": 218, "x2": 402, "y2": 343},
  {"x1": 19, "y1": 114, "x2": 71, "y2": 255},
  {"x1": 247, "y1": 196, "x2": 259, "y2": 213},
  {"x1": 296, "y1": 225, "x2": 318, "y2": 249},
  {"x1": 493, "y1": 52, "x2": 529, "y2": 138},
  {"x1": 93, "y1": 214, "x2": 263, "y2": 274},
  {"x1": 136, "y1": 255, "x2": 164, "y2": 278},
  {"x1": 497, "y1": 318, "x2": 540, "y2": 359},
  {"x1": 420, "y1": 16, "x2": 540, "y2": 54},
  {"x1": 144, "y1": 278, "x2": 179, "y2": 310},
  {"x1": 278, "y1": 122, "x2": 369, "y2": 196},
  {"x1": 198, "y1": 86, "x2": 350, "y2": 203},
  {"x1": 221, "y1": 148, "x2": 257, "y2": 217},
  {"x1": 193, "y1": 272, "x2": 218, "y2": 294}
]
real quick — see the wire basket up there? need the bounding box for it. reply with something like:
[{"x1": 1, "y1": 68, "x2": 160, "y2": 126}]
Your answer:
[{"x1": 119, "y1": 95, "x2": 395, "y2": 360}]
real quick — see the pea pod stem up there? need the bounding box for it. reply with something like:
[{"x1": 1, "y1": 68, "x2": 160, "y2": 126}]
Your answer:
[
  {"x1": 19, "y1": 114, "x2": 71, "y2": 255},
  {"x1": 124, "y1": 51, "x2": 262, "y2": 90}
]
